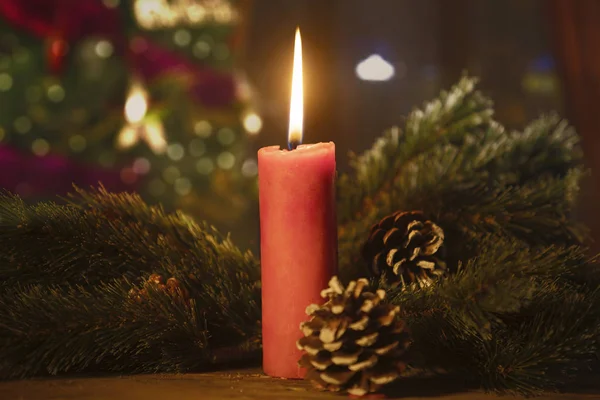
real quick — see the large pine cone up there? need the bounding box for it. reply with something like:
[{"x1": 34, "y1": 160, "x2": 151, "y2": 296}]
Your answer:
[
  {"x1": 362, "y1": 211, "x2": 446, "y2": 288},
  {"x1": 297, "y1": 277, "x2": 411, "y2": 396}
]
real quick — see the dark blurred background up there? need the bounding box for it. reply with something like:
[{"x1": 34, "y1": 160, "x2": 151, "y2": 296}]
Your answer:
[
  {"x1": 247, "y1": 0, "x2": 564, "y2": 162},
  {"x1": 1, "y1": 0, "x2": 599, "y2": 251}
]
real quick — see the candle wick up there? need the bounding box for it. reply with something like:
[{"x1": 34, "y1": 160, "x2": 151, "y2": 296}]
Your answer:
[{"x1": 288, "y1": 139, "x2": 301, "y2": 151}]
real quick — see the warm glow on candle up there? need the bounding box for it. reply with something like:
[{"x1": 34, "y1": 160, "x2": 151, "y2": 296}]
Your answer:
[{"x1": 288, "y1": 28, "x2": 303, "y2": 149}]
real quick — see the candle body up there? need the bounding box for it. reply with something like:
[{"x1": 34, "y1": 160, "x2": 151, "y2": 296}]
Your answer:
[{"x1": 258, "y1": 142, "x2": 338, "y2": 379}]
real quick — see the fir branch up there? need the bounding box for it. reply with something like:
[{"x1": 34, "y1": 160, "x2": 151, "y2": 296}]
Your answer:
[
  {"x1": 401, "y1": 288, "x2": 599, "y2": 397},
  {"x1": 0, "y1": 187, "x2": 261, "y2": 378},
  {"x1": 386, "y1": 236, "x2": 599, "y2": 395},
  {"x1": 338, "y1": 135, "x2": 501, "y2": 281},
  {"x1": 0, "y1": 186, "x2": 259, "y2": 288},
  {"x1": 338, "y1": 75, "x2": 493, "y2": 225},
  {"x1": 339, "y1": 144, "x2": 585, "y2": 281},
  {"x1": 391, "y1": 243, "x2": 600, "y2": 395},
  {"x1": 338, "y1": 105, "x2": 585, "y2": 280},
  {"x1": 0, "y1": 277, "x2": 260, "y2": 379},
  {"x1": 335, "y1": 76, "x2": 596, "y2": 395},
  {"x1": 473, "y1": 285, "x2": 599, "y2": 395},
  {"x1": 431, "y1": 169, "x2": 586, "y2": 246},
  {"x1": 0, "y1": 280, "x2": 210, "y2": 378},
  {"x1": 488, "y1": 114, "x2": 583, "y2": 185},
  {"x1": 389, "y1": 235, "x2": 591, "y2": 331}
]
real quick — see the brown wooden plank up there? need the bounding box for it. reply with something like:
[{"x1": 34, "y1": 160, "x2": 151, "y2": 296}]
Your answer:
[{"x1": 1, "y1": 369, "x2": 599, "y2": 400}]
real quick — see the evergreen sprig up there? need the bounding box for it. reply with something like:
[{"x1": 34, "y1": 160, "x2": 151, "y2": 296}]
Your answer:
[
  {"x1": 0, "y1": 187, "x2": 261, "y2": 379},
  {"x1": 379, "y1": 236, "x2": 599, "y2": 395},
  {"x1": 338, "y1": 77, "x2": 587, "y2": 281},
  {"x1": 337, "y1": 76, "x2": 598, "y2": 395},
  {"x1": 338, "y1": 76, "x2": 493, "y2": 226}
]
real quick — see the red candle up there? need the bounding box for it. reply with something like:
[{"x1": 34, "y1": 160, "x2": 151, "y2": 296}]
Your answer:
[{"x1": 258, "y1": 28, "x2": 338, "y2": 379}]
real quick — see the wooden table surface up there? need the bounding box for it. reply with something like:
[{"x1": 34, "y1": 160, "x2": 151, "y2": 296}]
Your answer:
[{"x1": 1, "y1": 369, "x2": 599, "y2": 400}]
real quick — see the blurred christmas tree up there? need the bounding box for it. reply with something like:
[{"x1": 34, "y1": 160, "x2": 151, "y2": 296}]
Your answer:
[{"x1": 0, "y1": 0, "x2": 260, "y2": 238}]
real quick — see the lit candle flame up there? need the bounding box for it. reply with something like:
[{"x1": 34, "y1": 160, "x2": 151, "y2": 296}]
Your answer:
[{"x1": 288, "y1": 28, "x2": 303, "y2": 150}]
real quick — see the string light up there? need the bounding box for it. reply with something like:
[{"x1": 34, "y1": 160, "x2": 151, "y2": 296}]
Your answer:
[
  {"x1": 174, "y1": 177, "x2": 192, "y2": 195},
  {"x1": 31, "y1": 138, "x2": 50, "y2": 156},
  {"x1": 68, "y1": 135, "x2": 87, "y2": 152},
  {"x1": 241, "y1": 159, "x2": 258, "y2": 177},
  {"x1": 217, "y1": 151, "x2": 235, "y2": 170},
  {"x1": 167, "y1": 143, "x2": 185, "y2": 161},
  {"x1": 214, "y1": 5, "x2": 234, "y2": 24},
  {"x1": 133, "y1": 157, "x2": 151, "y2": 174},
  {"x1": 135, "y1": 0, "x2": 175, "y2": 28},
  {"x1": 0, "y1": 73, "x2": 13, "y2": 91},
  {"x1": 117, "y1": 126, "x2": 138, "y2": 149},
  {"x1": 173, "y1": 29, "x2": 192, "y2": 46},
  {"x1": 356, "y1": 54, "x2": 395, "y2": 82},
  {"x1": 162, "y1": 166, "x2": 181, "y2": 184},
  {"x1": 47, "y1": 84, "x2": 65, "y2": 102},
  {"x1": 217, "y1": 127, "x2": 235, "y2": 145},
  {"x1": 193, "y1": 40, "x2": 211, "y2": 58},
  {"x1": 236, "y1": 79, "x2": 252, "y2": 102},
  {"x1": 95, "y1": 40, "x2": 114, "y2": 58},
  {"x1": 242, "y1": 112, "x2": 262, "y2": 134},
  {"x1": 117, "y1": 83, "x2": 167, "y2": 154},
  {"x1": 134, "y1": 0, "x2": 237, "y2": 30},
  {"x1": 186, "y1": 3, "x2": 207, "y2": 22},
  {"x1": 196, "y1": 158, "x2": 214, "y2": 174},
  {"x1": 143, "y1": 117, "x2": 167, "y2": 154},
  {"x1": 124, "y1": 84, "x2": 148, "y2": 124},
  {"x1": 14, "y1": 116, "x2": 32, "y2": 134},
  {"x1": 194, "y1": 120, "x2": 212, "y2": 137}
]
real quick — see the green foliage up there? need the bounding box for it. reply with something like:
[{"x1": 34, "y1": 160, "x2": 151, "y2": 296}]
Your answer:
[
  {"x1": 338, "y1": 76, "x2": 586, "y2": 281},
  {"x1": 0, "y1": 187, "x2": 261, "y2": 379},
  {"x1": 0, "y1": 76, "x2": 598, "y2": 397},
  {"x1": 338, "y1": 77, "x2": 493, "y2": 225},
  {"x1": 338, "y1": 76, "x2": 599, "y2": 395}
]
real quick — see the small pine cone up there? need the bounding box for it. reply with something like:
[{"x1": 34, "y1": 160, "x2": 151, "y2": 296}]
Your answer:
[
  {"x1": 297, "y1": 277, "x2": 411, "y2": 396},
  {"x1": 128, "y1": 287, "x2": 143, "y2": 303},
  {"x1": 362, "y1": 211, "x2": 446, "y2": 288},
  {"x1": 147, "y1": 273, "x2": 165, "y2": 286},
  {"x1": 147, "y1": 273, "x2": 177, "y2": 293},
  {"x1": 131, "y1": 274, "x2": 192, "y2": 306},
  {"x1": 166, "y1": 277, "x2": 189, "y2": 301}
]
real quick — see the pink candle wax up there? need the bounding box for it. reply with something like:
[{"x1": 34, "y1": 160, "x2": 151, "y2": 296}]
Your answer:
[{"x1": 258, "y1": 141, "x2": 338, "y2": 379}]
